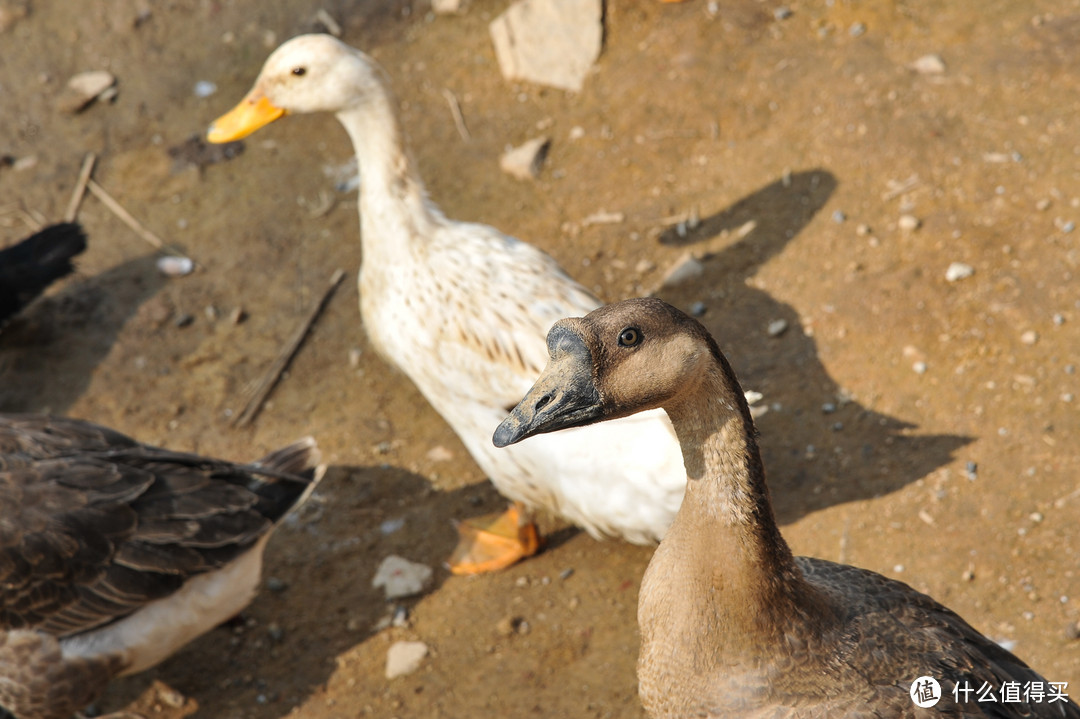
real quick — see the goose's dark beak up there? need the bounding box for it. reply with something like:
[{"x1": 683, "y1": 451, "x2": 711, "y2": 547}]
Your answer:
[{"x1": 494, "y1": 323, "x2": 603, "y2": 447}]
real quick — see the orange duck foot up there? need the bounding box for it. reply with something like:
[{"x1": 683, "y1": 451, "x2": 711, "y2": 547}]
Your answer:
[{"x1": 447, "y1": 502, "x2": 541, "y2": 575}]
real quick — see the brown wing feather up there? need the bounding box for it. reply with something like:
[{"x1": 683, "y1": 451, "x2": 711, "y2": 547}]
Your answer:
[{"x1": 0, "y1": 414, "x2": 321, "y2": 639}]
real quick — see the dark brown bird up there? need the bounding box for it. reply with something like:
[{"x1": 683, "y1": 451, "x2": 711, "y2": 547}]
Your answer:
[
  {"x1": 496, "y1": 297, "x2": 1078, "y2": 719},
  {"x1": 0, "y1": 415, "x2": 324, "y2": 719},
  {"x1": 0, "y1": 224, "x2": 87, "y2": 327}
]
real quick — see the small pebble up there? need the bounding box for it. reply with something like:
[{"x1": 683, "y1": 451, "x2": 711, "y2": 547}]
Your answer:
[
  {"x1": 174, "y1": 313, "x2": 194, "y2": 328},
  {"x1": 849, "y1": 22, "x2": 866, "y2": 37},
  {"x1": 348, "y1": 347, "x2": 363, "y2": 368},
  {"x1": 893, "y1": 564, "x2": 905, "y2": 573},
  {"x1": 267, "y1": 622, "x2": 284, "y2": 642},
  {"x1": 157, "y1": 256, "x2": 194, "y2": 277},
  {"x1": 1066, "y1": 622, "x2": 1080, "y2": 641},
  {"x1": 568, "y1": 126, "x2": 586, "y2": 141},
  {"x1": 774, "y1": 6, "x2": 792, "y2": 20},
  {"x1": 945, "y1": 262, "x2": 974, "y2": 282},
  {"x1": 689, "y1": 301, "x2": 707, "y2": 317},
  {"x1": 265, "y1": 577, "x2": 288, "y2": 593},
  {"x1": 1029, "y1": 512, "x2": 1043, "y2": 523},
  {"x1": 379, "y1": 517, "x2": 405, "y2": 535},
  {"x1": 965, "y1": 461, "x2": 978, "y2": 481},
  {"x1": 855, "y1": 223, "x2": 871, "y2": 236},
  {"x1": 372, "y1": 555, "x2": 433, "y2": 599},
  {"x1": 496, "y1": 615, "x2": 527, "y2": 636},
  {"x1": 912, "y1": 361, "x2": 927, "y2": 375},
  {"x1": 385, "y1": 640, "x2": 428, "y2": 680},
  {"x1": 1052, "y1": 313, "x2": 1065, "y2": 326},
  {"x1": 193, "y1": 80, "x2": 217, "y2": 98},
  {"x1": 910, "y1": 54, "x2": 946, "y2": 75},
  {"x1": 898, "y1": 214, "x2": 921, "y2": 232},
  {"x1": 1020, "y1": 330, "x2": 1038, "y2": 345},
  {"x1": 822, "y1": 402, "x2": 836, "y2": 414},
  {"x1": 832, "y1": 210, "x2": 846, "y2": 223},
  {"x1": 499, "y1": 137, "x2": 551, "y2": 181},
  {"x1": 767, "y1": 319, "x2": 789, "y2": 337},
  {"x1": 1036, "y1": 198, "x2": 1052, "y2": 211},
  {"x1": 560, "y1": 568, "x2": 575, "y2": 580},
  {"x1": 659, "y1": 253, "x2": 704, "y2": 288}
]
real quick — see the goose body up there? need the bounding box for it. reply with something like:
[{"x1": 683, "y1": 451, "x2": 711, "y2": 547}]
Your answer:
[
  {"x1": 207, "y1": 34, "x2": 686, "y2": 560},
  {"x1": 0, "y1": 415, "x2": 323, "y2": 719},
  {"x1": 495, "y1": 298, "x2": 1079, "y2": 718},
  {"x1": 0, "y1": 223, "x2": 87, "y2": 327}
]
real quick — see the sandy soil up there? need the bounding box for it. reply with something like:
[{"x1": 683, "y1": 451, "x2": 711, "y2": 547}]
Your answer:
[{"x1": 0, "y1": 0, "x2": 1077, "y2": 717}]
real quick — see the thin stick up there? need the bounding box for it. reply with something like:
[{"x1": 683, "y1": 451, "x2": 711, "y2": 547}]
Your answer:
[
  {"x1": 86, "y1": 178, "x2": 166, "y2": 251},
  {"x1": 64, "y1": 152, "x2": 97, "y2": 222},
  {"x1": 233, "y1": 268, "x2": 347, "y2": 427},
  {"x1": 441, "y1": 88, "x2": 470, "y2": 141}
]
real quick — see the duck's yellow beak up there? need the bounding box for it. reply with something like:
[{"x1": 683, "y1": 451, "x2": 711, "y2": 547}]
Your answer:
[{"x1": 207, "y1": 93, "x2": 286, "y2": 143}]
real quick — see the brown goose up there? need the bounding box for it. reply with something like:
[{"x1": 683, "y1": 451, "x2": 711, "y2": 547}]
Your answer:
[
  {"x1": 0, "y1": 415, "x2": 324, "y2": 719},
  {"x1": 494, "y1": 298, "x2": 1078, "y2": 718}
]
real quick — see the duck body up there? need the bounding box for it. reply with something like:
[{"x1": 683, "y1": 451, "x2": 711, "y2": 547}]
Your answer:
[
  {"x1": 0, "y1": 415, "x2": 323, "y2": 719},
  {"x1": 496, "y1": 298, "x2": 1078, "y2": 719},
  {"x1": 0, "y1": 223, "x2": 87, "y2": 327},
  {"x1": 208, "y1": 35, "x2": 686, "y2": 546}
]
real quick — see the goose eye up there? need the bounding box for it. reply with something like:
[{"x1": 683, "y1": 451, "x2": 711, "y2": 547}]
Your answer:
[
  {"x1": 617, "y1": 328, "x2": 641, "y2": 347},
  {"x1": 291, "y1": 67, "x2": 307, "y2": 76}
]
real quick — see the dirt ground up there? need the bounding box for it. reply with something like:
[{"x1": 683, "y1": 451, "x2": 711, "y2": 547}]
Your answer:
[{"x1": 1, "y1": 0, "x2": 1077, "y2": 716}]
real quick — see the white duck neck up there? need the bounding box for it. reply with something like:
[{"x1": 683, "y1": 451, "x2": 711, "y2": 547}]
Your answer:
[{"x1": 335, "y1": 84, "x2": 438, "y2": 259}]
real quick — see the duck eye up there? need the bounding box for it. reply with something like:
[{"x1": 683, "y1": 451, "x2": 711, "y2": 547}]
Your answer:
[
  {"x1": 291, "y1": 67, "x2": 307, "y2": 76},
  {"x1": 617, "y1": 328, "x2": 641, "y2": 347}
]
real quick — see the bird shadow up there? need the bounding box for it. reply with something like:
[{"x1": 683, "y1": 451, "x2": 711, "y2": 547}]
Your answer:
[
  {"x1": 655, "y1": 170, "x2": 972, "y2": 524},
  {"x1": 0, "y1": 253, "x2": 167, "y2": 414},
  {"x1": 96, "y1": 463, "x2": 502, "y2": 719}
]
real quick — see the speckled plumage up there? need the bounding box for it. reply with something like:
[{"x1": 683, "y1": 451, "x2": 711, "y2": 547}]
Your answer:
[
  {"x1": 0, "y1": 415, "x2": 323, "y2": 719},
  {"x1": 209, "y1": 34, "x2": 686, "y2": 543},
  {"x1": 497, "y1": 298, "x2": 1079, "y2": 719}
]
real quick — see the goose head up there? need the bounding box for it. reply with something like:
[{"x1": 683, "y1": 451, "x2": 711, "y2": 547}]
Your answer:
[
  {"x1": 494, "y1": 298, "x2": 716, "y2": 447},
  {"x1": 208, "y1": 34, "x2": 383, "y2": 143}
]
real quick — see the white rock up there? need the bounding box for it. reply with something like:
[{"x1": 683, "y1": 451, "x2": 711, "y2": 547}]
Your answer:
[
  {"x1": 767, "y1": 319, "x2": 789, "y2": 337},
  {"x1": 658, "y1": 253, "x2": 704, "y2": 289},
  {"x1": 945, "y1": 262, "x2": 974, "y2": 282},
  {"x1": 489, "y1": 0, "x2": 602, "y2": 92},
  {"x1": 499, "y1": 137, "x2": 550, "y2": 180},
  {"x1": 156, "y1": 256, "x2": 194, "y2": 277},
  {"x1": 385, "y1": 640, "x2": 428, "y2": 679},
  {"x1": 910, "y1": 54, "x2": 946, "y2": 75},
  {"x1": 59, "y1": 70, "x2": 117, "y2": 113},
  {"x1": 898, "y1": 214, "x2": 921, "y2": 232},
  {"x1": 372, "y1": 555, "x2": 433, "y2": 599},
  {"x1": 432, "y1": 0, "x2": 464, "y2": 13}
]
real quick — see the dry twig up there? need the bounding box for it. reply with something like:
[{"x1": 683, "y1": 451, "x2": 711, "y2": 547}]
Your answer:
[
  {"x1": 64, "y1": 152, "x2": 97, "y2": 222},
  {"x1": 441, "y1": 88, "x2": 470, "y2": 141},
  {"x1": 233, "y1": 268, "x2": 347, "y2": 427}
]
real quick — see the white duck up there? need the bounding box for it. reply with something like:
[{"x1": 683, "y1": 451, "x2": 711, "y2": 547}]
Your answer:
[
  {"x1": 207, "y1": 34, "x2": 686, "y2": 573},
  {"x1": 0, "y1": 415, "x2": 323, "y2": 719}
]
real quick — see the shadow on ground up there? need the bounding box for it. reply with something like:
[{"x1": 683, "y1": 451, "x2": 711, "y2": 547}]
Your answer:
[
  {"x1": 0, "y1": 254, "x2": 166, "y2": 414},
  {"x1": 657, "y1": 170, "x2": 972, "y2": 523}
]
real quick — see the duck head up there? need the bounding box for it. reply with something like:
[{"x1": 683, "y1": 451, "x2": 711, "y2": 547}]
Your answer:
[{"x1": 208, "y1": 34, "x2": 383, "y2": 143}]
